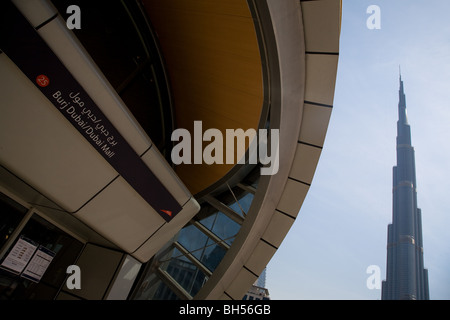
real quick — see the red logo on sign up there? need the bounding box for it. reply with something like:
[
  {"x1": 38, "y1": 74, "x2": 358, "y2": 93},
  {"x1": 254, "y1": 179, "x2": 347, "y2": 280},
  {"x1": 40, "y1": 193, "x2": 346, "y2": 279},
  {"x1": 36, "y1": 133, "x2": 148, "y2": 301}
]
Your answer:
[
  {"x1": 36, "y1": 74, "x2": 50, "y2": 87},
  {"x1": 160, "y1": 209, "x2": 173, "y2": 217}
]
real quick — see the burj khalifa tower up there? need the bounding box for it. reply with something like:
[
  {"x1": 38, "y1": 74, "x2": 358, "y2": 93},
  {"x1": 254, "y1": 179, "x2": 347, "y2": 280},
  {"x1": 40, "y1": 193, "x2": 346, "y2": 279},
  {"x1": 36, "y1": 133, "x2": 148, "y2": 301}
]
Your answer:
[{"x1": 381, "y1": 73, "x2": 429, "y2": 300}]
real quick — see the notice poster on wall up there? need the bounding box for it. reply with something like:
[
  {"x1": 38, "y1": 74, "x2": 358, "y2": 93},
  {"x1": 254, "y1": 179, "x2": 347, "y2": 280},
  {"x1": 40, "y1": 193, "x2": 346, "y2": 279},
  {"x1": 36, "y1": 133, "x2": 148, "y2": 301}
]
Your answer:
[
  {"x1": 0, "y1": 236, "x2": 38, "y2": 275},
  {"x1": 21, "y1": 246, "x2": 56, "y2": 283}
]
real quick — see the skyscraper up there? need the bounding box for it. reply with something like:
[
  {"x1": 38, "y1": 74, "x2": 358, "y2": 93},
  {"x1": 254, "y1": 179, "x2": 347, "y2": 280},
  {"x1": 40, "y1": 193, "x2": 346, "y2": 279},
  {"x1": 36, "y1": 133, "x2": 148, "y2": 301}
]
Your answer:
[{"x1": 382, "y1": 73, "x2": 429, "y2": 300}]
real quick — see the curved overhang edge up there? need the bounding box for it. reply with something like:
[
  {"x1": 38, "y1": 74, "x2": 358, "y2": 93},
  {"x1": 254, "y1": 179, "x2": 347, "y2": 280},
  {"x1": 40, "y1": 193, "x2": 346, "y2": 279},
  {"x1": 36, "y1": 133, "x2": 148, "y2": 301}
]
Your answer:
[
  {"x1": 195, "y1": 0, "x2": 341, "y2": 300},
  {"x1": 195, "y1": 0, "x2": 305, "y2": 300}
]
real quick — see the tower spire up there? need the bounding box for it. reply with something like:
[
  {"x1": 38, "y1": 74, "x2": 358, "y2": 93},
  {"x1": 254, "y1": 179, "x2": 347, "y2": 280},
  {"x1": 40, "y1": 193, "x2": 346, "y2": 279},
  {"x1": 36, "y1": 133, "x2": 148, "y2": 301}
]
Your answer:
[{"x1": 399, "y1": 65, "x2": 404, "y2": 96}]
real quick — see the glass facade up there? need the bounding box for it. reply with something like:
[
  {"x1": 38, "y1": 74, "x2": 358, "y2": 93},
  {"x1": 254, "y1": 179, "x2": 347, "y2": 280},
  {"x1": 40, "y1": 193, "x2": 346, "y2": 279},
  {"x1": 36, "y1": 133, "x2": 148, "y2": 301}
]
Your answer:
[{"x1": 131, "y1": 165, "x2": 262, "y2": 300}]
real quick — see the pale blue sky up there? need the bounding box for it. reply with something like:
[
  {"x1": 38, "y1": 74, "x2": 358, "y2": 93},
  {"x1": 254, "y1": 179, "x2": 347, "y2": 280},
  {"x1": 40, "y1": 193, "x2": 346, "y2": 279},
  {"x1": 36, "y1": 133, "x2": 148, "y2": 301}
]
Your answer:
[{"x1": 267, "y1": 0, "x2": 450, "y2": 300}]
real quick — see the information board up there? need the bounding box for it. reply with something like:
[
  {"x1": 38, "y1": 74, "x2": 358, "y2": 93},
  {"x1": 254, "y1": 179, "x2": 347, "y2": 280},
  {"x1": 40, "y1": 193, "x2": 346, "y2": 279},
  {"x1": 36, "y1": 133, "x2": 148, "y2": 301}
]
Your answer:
[
  {"x1": 21, "y1": 246, "x2": 56, "y2": 283},
  {"x1": 0, "y1": 236, "x2": 38, "y2": 275}
]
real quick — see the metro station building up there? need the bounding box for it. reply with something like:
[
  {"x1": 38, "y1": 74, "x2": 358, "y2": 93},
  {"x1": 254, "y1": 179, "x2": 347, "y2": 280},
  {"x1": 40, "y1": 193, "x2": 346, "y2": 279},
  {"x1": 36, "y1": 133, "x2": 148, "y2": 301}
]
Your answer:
[{"x1": 0, "y1": 0, "x2": 341, "y2": 300}]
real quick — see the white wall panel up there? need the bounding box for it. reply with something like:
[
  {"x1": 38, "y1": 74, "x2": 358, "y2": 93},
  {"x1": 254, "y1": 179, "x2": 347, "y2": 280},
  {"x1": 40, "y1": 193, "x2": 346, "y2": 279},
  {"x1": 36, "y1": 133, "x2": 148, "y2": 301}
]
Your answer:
[
  {"x1": 0, "y1": 54, "x2": 117, "y2": 212},
  {"x1": 299, "y1": 103, "x2": 332, "y2": 147},
  {"x1": 289, "y1": 143, "x2": 322, "y2": 185},
  {"x1": 74, "y1": 177, "x2": 166, "y2": 254},
  {"x1": 305, "y1": 53, "x2": 339, "y2": 106},
  {"x1": 301, "y1": 0, "x2": 341, "y2": 53}
]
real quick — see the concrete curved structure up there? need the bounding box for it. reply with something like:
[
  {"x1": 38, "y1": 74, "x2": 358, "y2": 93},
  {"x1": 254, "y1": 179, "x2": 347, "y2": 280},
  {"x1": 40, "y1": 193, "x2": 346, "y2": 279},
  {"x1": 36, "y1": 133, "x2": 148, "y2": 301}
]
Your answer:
[
  {"x1": 194, "y1": 0, "x2": 341, "y2": 300},
  {"x1": 133, "y1": 0, "x2": 341, "y2": 300}
]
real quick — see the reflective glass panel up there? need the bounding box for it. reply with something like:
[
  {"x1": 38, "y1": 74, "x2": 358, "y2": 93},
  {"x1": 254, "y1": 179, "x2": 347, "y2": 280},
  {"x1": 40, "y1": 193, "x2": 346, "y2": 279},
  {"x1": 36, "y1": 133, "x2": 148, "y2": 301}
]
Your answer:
[
  {"x1": 160, "y1": 249, "x2": 207, "y2": 298},
  {"x1": 0, "y1": 193, "x2": 27, "y2": 250},
  {"x1": 201, "y1": 239, "x2": 227, "y2": 272},
  {"x1": 211, "y1": 212, "x2": 240, "y2": 246},
  {"x1": 176, "y1": 224, "x2": 208, "y2": 261}
]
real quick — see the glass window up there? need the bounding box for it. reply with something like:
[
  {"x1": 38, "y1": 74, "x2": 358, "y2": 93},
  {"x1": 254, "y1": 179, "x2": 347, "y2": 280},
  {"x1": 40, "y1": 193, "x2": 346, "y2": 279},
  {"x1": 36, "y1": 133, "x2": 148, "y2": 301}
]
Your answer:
[
  {"x1": 238, "y1": 192, "x2": 254, "y2": 213},
  {"x1": 134, "y1": 271, "x2": 179, "y2": 300},
  {"x1": 176, "y1": 224, "x2": 209, "y2": 262},
  {"x1": 228, "y1": 192, "x2": 254, "y2": 216},
  {"x1": 198, "y1": 211, "x2": 240, "y2": 246},
  {"x1": 0, "y1": 193, "x2": 28, "y2": 249},
  {"x1": 210, "y1": 212, "x2": 240, "y2": 246},
  {"x1": 201, "y1": 239, "x2": 226, "y2": 272},
  {"x1": 0, "y1": 214, "x2": 83, "y2": 300},
  {"x1": 216, "y1": 185, "x2": 255, "y2": 217},
  {"x1": 131, "y1": 164, "x2": 264, "y2": 300},
  {"x1": 198, "y1": 213, "x2": 216, "y2": 231},
  {"x1": 160, "y1": 248, "x2": 207, "y2": 298}
]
